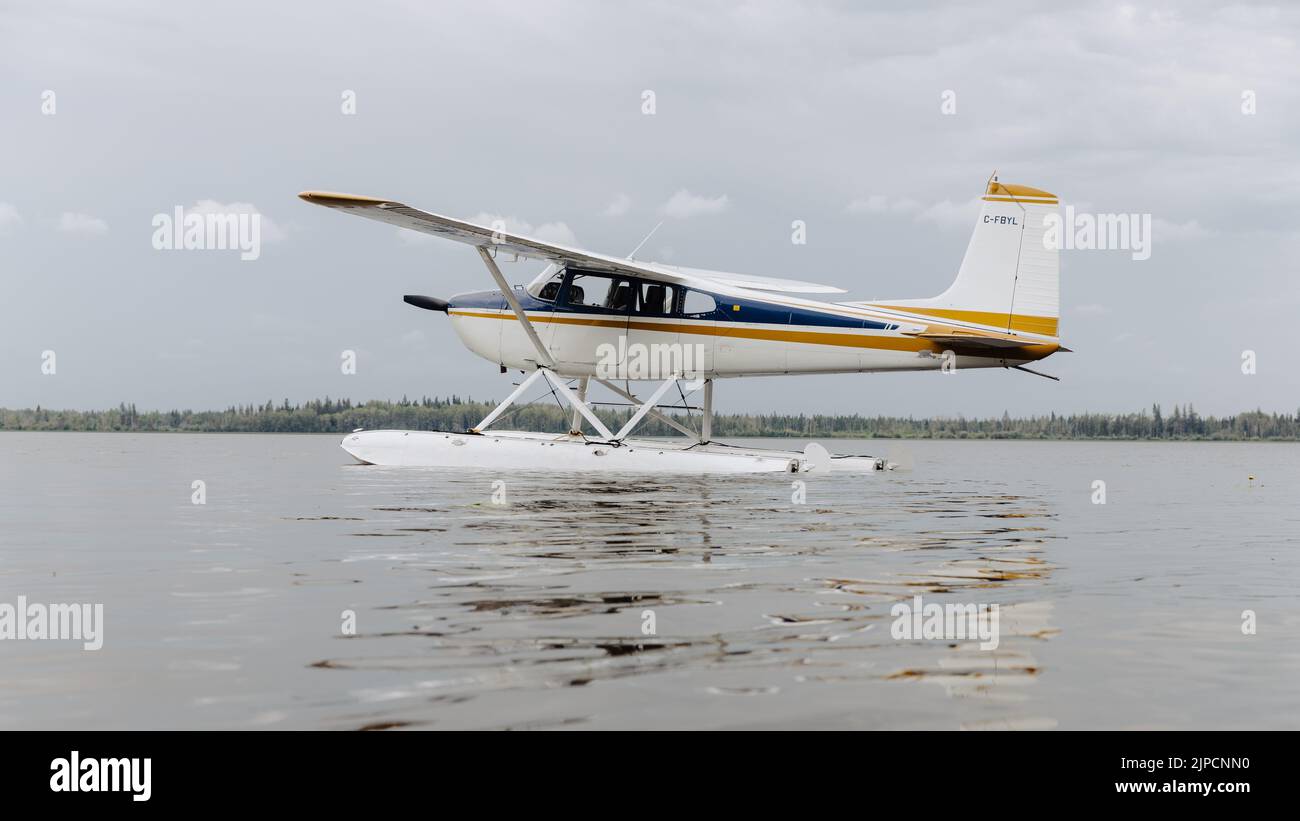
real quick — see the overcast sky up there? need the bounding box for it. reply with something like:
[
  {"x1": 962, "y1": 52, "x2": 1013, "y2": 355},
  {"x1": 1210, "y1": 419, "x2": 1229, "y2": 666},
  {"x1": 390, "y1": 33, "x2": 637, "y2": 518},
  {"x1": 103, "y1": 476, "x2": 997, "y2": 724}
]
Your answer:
[{"x1": 3, "y1": 1, "x2": 1298, "y2": 417}]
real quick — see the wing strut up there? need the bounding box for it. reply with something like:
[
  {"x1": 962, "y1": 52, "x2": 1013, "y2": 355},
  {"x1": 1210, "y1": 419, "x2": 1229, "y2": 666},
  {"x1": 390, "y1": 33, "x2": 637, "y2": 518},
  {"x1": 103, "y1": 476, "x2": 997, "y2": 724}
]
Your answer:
[{"x1": 476, "y1": 246, "x2": 555, "y2": 369}]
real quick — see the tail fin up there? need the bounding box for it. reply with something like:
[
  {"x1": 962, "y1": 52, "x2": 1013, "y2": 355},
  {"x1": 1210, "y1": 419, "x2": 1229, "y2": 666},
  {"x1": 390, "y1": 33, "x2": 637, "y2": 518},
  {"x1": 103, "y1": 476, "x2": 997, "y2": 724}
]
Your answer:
[{"x1": 871, "y1": 180, "x2": 1060, "y2": 338}]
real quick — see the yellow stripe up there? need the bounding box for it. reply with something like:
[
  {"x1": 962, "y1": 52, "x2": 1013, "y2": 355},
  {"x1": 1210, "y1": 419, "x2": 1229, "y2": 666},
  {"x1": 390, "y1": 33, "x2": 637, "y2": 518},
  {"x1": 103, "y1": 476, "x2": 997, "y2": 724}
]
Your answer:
[
  {"x1": 985, "y1": 182, "x2": 1056, "y2": 200},
  {"x1": 448, "y1": 310, "x2": 1057, "y2": 357},
  {"x1": 298, "y1": 190, "x2": 393, "y2": 207},
  {"x1": 869, "y1": 305, "x2": 1059, "y2": 337},
  {"x1": 982, "y1": 196, "x2": 1058, "y2": 205}
]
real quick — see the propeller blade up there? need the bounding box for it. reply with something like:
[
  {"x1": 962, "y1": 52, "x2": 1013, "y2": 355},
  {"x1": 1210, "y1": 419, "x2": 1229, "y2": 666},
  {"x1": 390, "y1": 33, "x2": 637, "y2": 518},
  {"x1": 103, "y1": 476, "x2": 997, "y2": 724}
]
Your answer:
[{"x1": 403, "y1": 295, "x2": 448, "y2": 313}]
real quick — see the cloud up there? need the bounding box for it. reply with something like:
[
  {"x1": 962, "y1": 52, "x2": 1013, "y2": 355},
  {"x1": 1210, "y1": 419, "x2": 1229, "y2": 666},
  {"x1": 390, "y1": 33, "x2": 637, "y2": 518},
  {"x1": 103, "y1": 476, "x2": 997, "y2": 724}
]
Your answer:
[
  {"x1": 846, "y1": 195, "x2": 980, "y2": 230},
  {"x1": 58, "y1": 212, "x2": 109, "y2": 236},
  {"x1": 0, "y1": 203, "x2": 22, "y2": 232},
  {"x1": 530, "y1": 223, "x2": 579, "y2": 246},
  {"x1": 6, "y1": 1, "x2": 1300, "y2": 417},
  {"x1": 661, "y1": 189, "x2": 729, "y2": 219},
  {"x1": 188, "y1": 201, "x2": 286, "y2": 242},
  {"x1": 914, "y1": 198, "x2": 982, "y2": 230},
  {"x1": 845, "y1": 195, "x2": 922, "y2": 215},
  {"x1": 603, "y1": 193, "x2": 632, "y2": 217},
  {"x1": 1075, "y1": 303, "x2": 1110, "y2": 316},
  {"x1": 465, "y1": 213, "x2": 578, "y2": 247},
  {"x1": 1153, "y1": 218, "x2": 1213, "y2": 242}
]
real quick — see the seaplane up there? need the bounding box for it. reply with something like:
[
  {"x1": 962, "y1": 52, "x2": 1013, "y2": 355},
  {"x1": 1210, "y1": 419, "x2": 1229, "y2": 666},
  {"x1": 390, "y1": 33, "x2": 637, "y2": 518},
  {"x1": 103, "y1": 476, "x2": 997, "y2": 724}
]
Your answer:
[{"x1": 299, "y1": 178, "x2": 1065, "y2": 474}]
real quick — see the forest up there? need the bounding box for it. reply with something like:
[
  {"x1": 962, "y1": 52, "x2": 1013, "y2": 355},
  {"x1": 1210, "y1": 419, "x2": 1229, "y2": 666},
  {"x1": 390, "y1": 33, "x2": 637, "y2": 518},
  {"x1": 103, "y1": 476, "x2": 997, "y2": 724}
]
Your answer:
[{"x1": 3, "y1": 397, "x2": 1298, "y2": 440}]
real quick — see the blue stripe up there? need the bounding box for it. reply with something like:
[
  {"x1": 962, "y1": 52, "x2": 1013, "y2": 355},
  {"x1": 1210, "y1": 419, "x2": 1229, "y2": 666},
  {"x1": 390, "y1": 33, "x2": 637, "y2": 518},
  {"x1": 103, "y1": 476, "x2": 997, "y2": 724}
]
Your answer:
[{"x1": 449, "y1": 288, "x2": 894, "y2": 331}]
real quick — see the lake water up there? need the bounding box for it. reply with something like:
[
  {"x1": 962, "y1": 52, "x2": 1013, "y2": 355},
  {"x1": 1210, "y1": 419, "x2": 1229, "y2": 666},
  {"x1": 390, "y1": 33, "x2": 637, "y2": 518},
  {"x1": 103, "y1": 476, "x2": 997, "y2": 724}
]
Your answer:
[{"x1": 1, "y1": 432, "x2": 1297, "y2": 730}]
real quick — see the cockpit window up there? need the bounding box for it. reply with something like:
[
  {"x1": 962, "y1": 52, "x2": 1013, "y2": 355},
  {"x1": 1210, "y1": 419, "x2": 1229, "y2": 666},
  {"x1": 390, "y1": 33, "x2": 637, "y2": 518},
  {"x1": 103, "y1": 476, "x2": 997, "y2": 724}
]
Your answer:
[
  {"x1": 565, "y1": 272, "x2": 633, "y2": 312},
  {"x1": 531, "y1": 270, "x2": 564, "y2": 302}
]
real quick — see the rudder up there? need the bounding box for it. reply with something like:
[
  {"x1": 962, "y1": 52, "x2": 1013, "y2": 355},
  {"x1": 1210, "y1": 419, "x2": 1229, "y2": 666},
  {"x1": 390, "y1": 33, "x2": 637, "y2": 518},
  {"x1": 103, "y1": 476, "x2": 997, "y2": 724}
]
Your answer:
[
  {"x1": 870, "y1": 179, "x2": 1060, "y2": 338},
  {"x1": 947, "y1": 180, "x2": 1059, "y2": 337}
]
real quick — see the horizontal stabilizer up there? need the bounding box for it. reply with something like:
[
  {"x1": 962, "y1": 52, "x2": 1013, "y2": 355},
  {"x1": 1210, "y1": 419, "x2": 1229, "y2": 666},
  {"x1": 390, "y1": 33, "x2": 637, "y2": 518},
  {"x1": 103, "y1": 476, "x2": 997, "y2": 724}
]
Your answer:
[
  {"x1": 906, "y1": 328, "x2": 1061, "y2": 354},
  {"x1": 911, "y1": 332, "x2": 1035, "y2": 349}
]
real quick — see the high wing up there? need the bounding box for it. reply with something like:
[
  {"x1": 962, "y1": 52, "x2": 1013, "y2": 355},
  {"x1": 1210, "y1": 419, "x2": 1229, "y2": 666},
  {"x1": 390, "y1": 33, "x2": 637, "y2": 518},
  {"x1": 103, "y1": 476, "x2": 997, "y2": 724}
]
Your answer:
[{"x1": 298, "y1": 191, "x2": 844, "y2": 294}]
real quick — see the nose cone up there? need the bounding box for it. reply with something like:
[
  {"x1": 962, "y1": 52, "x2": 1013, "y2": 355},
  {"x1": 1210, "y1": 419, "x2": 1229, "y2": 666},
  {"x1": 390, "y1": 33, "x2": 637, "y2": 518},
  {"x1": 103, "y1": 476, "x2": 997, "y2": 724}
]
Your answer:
[{"x1": 403, "y1": 295, "x2": 448, "y2": 312}]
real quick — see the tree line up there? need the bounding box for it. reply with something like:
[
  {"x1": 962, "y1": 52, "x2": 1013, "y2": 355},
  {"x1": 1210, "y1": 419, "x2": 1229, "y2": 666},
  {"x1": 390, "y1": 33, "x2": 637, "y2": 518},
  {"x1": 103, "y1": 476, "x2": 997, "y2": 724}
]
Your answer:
[{"x1": 2, "y1": 398, "x2": 1298, "y2": 440}]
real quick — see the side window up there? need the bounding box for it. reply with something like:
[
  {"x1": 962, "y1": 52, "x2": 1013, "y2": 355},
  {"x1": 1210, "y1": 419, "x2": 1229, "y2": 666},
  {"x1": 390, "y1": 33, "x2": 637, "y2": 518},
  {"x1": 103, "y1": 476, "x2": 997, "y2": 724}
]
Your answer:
[
  {"x1": 636, "y1": 282, "x2": 676, "y2": 315},
  {"x1": 682, "y1": 290, "x2": 717, "y2": 317},
  {"x1": 607, "y1": 280, "x2": 634, "y2": 312},
  {"x1": 565, "y1": 272, "x2": 633, "y2": 311}
]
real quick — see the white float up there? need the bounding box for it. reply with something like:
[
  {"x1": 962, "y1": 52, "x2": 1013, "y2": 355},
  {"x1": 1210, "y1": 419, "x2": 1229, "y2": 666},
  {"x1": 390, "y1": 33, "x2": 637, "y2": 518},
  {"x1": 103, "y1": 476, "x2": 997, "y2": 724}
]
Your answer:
[
  {"x1": 340, "y1": 429, "x2": 888, "y2": 474},
  {"x1": 339, "y1": 365, "x2": 894, "y2": 474}
]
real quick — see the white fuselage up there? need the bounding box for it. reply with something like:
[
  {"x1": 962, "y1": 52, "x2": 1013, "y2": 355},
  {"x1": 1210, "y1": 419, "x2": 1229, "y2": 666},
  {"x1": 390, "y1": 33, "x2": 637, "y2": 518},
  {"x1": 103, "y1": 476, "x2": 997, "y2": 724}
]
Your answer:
[{"x1": 446, "y1": 282, "x2": 1056, "y2": 380}]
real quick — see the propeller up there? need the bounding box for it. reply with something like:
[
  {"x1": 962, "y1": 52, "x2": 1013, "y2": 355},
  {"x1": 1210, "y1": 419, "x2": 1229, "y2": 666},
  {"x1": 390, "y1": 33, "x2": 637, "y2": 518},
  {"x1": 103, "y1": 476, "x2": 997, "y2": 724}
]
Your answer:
[{"x1": 403, "y1": 295, "x2": 448, "y2": 313}]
